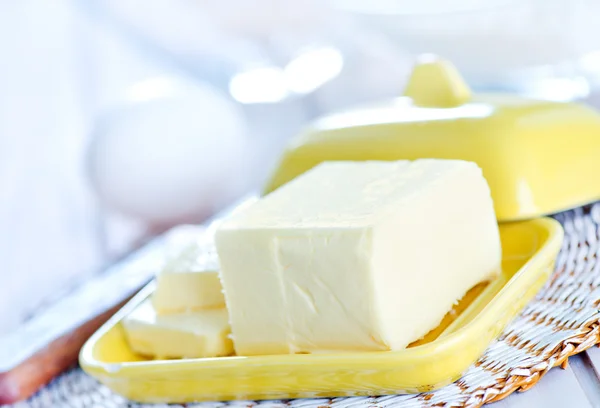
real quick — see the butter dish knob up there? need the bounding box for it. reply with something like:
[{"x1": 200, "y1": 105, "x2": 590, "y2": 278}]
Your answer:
[{"x1": 403, "y1": 55, "x2": 472, "y2": 108}]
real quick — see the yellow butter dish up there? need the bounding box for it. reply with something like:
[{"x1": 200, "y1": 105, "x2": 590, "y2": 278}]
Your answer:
[
  {"x1": 264, "y1": 57, "x2": 600, "y2": 221},
  {"x1": 80, "y1": 217, "x2": 562, "y2": 404}
]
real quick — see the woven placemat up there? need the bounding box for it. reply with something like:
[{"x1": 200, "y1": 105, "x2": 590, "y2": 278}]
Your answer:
[{"x1": 8, "y1": 204, "x2": 600, "y2": 408}]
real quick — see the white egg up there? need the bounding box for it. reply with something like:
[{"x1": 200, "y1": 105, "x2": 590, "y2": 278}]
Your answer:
[{"x1": 88, "y1": 78, "x2": 249, "y2": 226}]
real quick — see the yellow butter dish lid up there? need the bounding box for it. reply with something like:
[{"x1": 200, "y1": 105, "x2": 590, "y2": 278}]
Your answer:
[{"x1": 264, "y1": 57, "x2": 600, "y2": 221}]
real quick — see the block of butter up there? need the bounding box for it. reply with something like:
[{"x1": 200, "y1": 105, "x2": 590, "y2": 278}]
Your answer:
[
  {"x1": 216, "y1": 160, "x2": 501, "y2": 355},
  {"x1": 152, "y1": 241, "x2": 225, "y2": 314},
  {"x1": 122, "y1": 299, "x2": 233, "y2": 359}
]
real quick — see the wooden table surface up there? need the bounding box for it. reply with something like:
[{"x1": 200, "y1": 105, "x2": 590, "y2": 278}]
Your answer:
[{"x1": 2, "y1": 1, "x2": 600, "y2": 406}]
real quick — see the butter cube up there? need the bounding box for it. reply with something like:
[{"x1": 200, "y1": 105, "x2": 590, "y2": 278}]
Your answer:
[
  {"x1": 153, "y1": 242, "x2": 225, "y2": 314},
  {"x1": 123, "y1": 299, "x2": 233, "y2": 359},
  {"x1": 216, "y1": 160, "x2": 501, "y2": 355}
]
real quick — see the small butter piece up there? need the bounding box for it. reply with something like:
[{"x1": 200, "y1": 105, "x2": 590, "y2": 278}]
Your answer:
[
  {"x1": 216, "y1": 160, "x2": 501, "y2": 355},
  {"x1": 123, "y1": 299, "x2": 233, "y2": 359},
  {"x1": 153, "y1": 242, "x2": 225, "y2": 314}
]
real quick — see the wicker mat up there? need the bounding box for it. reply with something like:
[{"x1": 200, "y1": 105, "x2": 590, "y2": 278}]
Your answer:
[{"x1": 8, "y1": 204, "x2": 600, "y2": 408}]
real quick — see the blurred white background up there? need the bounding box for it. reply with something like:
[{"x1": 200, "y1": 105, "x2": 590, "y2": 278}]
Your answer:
[{"x1": 0, "y1": 0, "x2": 410, "y2": 334}]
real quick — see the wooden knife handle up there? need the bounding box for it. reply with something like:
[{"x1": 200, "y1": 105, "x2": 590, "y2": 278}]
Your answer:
[{"x1": 0, "y1": 300, "x2": 128, "y2": 404}]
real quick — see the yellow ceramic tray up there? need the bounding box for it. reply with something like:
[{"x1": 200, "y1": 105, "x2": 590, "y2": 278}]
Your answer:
[{"x1": 80, "y1": 217, "x2": 563, "y2": 404}]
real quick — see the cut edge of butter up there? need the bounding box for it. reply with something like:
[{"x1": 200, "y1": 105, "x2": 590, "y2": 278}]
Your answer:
[
  {"x1": 122, "y1": 298, "x2": 233, "y2": 359},
  {"x1": 153, "y1": 241, "x2": 226, "y2": 314}
]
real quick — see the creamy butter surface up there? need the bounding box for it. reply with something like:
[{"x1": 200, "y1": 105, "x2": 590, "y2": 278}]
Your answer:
[
  {"x1": 122, "y1": 299, "x2": 232, "y2": 359},
  {"x1": 152, "y1": 242, "x2": 225, "y2": 314},
  {"x1": 216, "y1": 160, "x2": 501, "y2": 355}
]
